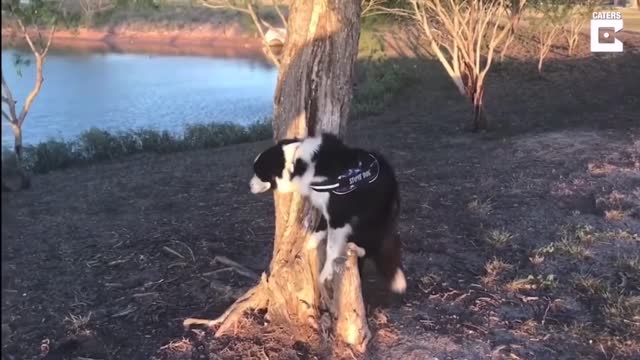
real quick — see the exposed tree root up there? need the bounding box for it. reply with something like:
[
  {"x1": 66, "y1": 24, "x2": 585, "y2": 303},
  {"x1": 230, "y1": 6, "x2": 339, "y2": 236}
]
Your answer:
[
  {"x1": 184, "y1": 241, "x2": 371, "y2": 353},
  {"x1": 183, "y1": 274, "x2": 267, "y2": 336}
]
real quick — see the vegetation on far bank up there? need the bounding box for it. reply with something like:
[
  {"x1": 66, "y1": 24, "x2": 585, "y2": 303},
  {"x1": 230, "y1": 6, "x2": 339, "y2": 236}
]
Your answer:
[{"x1": 2, "y1": 120, "x2": 272, "y2": 175}]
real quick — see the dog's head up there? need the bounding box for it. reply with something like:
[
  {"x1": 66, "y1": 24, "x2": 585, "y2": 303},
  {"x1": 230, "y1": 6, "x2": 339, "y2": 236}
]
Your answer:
[{"x1": 250, "y1": 138, "x2": 300, "y2": 194}]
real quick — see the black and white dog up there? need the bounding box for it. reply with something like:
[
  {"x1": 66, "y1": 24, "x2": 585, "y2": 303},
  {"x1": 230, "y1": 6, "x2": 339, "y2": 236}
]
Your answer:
[{"x1": 250, "y1": 133, "x2": 406, "y2": 294}]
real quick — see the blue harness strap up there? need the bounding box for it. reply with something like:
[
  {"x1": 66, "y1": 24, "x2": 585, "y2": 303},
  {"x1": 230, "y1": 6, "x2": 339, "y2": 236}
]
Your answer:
[{"x1": 310, "y1": 153, "x2": 380, "y2": 195}]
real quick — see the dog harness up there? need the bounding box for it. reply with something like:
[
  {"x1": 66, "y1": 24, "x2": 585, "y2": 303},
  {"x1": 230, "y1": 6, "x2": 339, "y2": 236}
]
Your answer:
[{"x1": 309, "y1": 153, "x2": 380, "y2": 195}]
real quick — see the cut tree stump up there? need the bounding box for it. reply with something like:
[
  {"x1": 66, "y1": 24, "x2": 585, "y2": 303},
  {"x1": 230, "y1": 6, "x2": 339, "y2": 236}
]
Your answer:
[{"x1": 322, "y1": 243, "x2": 371, "y2": 352}]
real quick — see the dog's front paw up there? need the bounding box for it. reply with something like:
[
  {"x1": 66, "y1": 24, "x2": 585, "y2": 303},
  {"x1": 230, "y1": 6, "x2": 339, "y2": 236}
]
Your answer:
[
  {"x1": 319, "y1": 264, "x2": 334, "y2": 285},
  {"x1": 306, "y1": 230, "x2": 327, "y2": 250}
]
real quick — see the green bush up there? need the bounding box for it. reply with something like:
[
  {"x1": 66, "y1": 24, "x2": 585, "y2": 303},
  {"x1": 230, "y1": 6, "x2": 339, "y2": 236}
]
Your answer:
[
  {"x1": 352, "y1": 29, "x2": 417, "y2": 118},
  {"x1": 25, "y1": 139, "x2": 79, "y2": 173},
  {"x1": 352, "y1": 59, "x2": 415, "y2": 117},
  {"x1": 1, "y1": 119, "x2": 272, "y2": 175}
]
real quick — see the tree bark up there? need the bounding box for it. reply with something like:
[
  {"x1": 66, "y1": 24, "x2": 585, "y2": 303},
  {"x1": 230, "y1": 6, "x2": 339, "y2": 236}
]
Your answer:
[
  {"x1": 269, "y1": 0, "x2": 363, "y2": 333},
  {"x1": 10, "y1": 124, "x2": 30, "y2": 189},
  {"x1": 184, "y1": 0, "x2": 368, "y2": 352}
]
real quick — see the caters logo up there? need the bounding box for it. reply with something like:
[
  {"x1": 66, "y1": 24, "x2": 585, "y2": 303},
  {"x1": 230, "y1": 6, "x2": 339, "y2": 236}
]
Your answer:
[{"x1": 591, "y1": 12, "x2": 624, "y2": 53}]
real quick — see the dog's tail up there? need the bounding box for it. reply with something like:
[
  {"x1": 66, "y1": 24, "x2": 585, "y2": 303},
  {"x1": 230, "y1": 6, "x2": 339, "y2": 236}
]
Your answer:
[
  {"x1": 378, "y1": 172, "x2": 406, "y2": 294},
  {"x1": 384, "y1": 154, "x2": 405, "y2": 294}
]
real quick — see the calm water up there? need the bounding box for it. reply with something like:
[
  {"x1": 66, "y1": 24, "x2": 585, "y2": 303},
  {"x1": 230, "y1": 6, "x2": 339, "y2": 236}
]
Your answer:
[{"x1": 1, "y1": 48, "x2": 278, "y2": 147}]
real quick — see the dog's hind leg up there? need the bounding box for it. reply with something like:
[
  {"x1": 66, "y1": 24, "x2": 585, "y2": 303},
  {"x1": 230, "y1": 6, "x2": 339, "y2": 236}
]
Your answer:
[
  {"x1": 319, "y1": 224, "x2": 351, "y2": 285},
  {"x1": 373, "y1": 233, "x2": 406, "y2": 294}
]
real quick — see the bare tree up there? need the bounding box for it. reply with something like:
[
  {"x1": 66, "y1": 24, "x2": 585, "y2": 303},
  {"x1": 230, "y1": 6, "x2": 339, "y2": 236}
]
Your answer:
[
  {"x1": 1, "y1": 1, "x2": 64, "y2": 189},
  {"x1": 409, "y1": 0, "x2": 512, "y2": 131},
  {"x1": 530, "y1": 1, "x2": 569, "y2": 72},
  {"x1": 79, "y1": 0, "x2": 115, "y2": 24},
  {"x1": 564, "y1": 1, "x2": 596, "y2": 56},
  {"x1": 361, "y1": 0, "x2": 404, "y2": 16},
  {"x1": 185, "y1": 0, "x2": 370, "y2": 352},
  {"x1": 201, "y1": 0, "x2": 288, "y2": 67},
  {"x1": 499, "y1": 0, "x2": 527, "y2": 61}
]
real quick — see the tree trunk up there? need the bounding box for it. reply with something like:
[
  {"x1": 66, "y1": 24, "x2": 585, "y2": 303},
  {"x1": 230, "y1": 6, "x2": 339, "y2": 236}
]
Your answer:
[
  {"x1": 471, "y1": 83, "x2": 487, "y2": 131},
  {"x1": 10, "y1": 124, "x2": 30, "y2": 189},
  {"x1": 272, "y1": 0, "x2": 361, "y2": 138},
  {"x1": 269, "y1": 0, "x2": 363, "y2": 334},
  {"x1": 184, "y1": 0, "x2": 368, "y2": 352},
  {"x1": 538, "y1": 53, "x2": 545, "y2": 73}
]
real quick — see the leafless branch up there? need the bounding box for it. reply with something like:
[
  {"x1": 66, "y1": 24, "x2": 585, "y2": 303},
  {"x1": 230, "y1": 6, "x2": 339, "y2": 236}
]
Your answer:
[
  {"x1": 42, "y1": 23, "x2": 57, "y2": 58},
  {"x1": 201, "y1": 0, "x2": 251, "y2": 14},
  {"x1": 271, "y1": 0, "x2": 288, "y2": 27},
  {"x1": 1, "y1": 74, "x2": 18, "y2": 124},
  {"x1": 17, "y1": 20, "x2": 39, "y2": 55},
  {"x1": 201, "y1": 0, "x2": 282, "y2": 67},
  {"x1": 1, "y1": 108, "x2": 11, "y2": 123}
]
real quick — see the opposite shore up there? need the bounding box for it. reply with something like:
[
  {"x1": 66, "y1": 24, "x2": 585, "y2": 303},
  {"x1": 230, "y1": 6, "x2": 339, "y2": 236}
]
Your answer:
[{"x1": 1, "y1": 24, "x2": 266, "y2": 59}]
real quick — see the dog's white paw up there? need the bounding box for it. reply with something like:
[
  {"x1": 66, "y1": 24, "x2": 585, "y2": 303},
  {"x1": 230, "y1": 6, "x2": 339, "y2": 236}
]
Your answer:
[
  {"x1": 319, "y1": 264, "x2": 334, "y2": 285},
  {"x1": 306, "y1": 230, "x2": 326, "y2": 250},
  {"x1": 390, "y1": 268, "x2": 407, "y2": 294}
]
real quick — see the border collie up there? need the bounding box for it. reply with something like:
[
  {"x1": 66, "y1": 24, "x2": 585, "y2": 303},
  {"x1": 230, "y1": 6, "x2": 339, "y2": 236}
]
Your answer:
[{"x1": 250, "y1": 133, "x2": 406, "y2": 294}]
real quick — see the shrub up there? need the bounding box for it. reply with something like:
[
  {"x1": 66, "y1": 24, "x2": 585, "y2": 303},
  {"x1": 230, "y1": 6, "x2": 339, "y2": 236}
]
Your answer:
[{"x1": 1, "y1": 119, "x2": 272, "y2": 175}]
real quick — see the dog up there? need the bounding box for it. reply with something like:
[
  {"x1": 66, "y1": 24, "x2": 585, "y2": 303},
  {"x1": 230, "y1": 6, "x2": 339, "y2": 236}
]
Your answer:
[{"x1": 250, "y1": 133, "x2": 406, "y2": 294}]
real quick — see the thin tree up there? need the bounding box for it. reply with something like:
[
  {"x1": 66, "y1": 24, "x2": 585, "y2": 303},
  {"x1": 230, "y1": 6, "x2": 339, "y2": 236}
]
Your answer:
[
  {"x1": 1, "y1": 0, "x2": 66, "y2": 189},
  {"x1": 530, "y1": 0, "x2": 569, "y2": 72},
  {"x1": 79, "y1": 0, "x2": 115, "y2": 25},
  {"x1": 408, "y1": 0, "x2": 512, "y2": 131},
  {"x1": 499, "y1": 0, "x2": 528, "y2": 61},
  {"x1": 564, "y1": 1, "x2": 596, "y2": 56},
  {"x1": 185, "y1": 0, "x2": 371, "y2": 353}
]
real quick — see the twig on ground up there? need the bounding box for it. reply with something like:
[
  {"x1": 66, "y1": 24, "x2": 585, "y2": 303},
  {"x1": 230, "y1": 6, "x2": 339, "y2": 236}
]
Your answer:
[
  {"x1": 162, "y1": 246, "x2": 185, "y2": 260},
  {"x1": 172, "y1": 240, "x2": 196, "y2": 263},
  {"x1": 541, "y1": 298, "x2": 552, "y2": 326},
  {"x1": 212, "y1": 255, "x2": 259, "y2": 280}
]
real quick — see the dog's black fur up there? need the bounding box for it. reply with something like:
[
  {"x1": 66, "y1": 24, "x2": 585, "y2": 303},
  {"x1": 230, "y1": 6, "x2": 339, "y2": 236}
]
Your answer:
[
  {"x1": 291, "y1": 133, "x2": 404, "y2": 292},
  {"x1": 249, "y1": 133, "x2": 405, "y2": 294}
]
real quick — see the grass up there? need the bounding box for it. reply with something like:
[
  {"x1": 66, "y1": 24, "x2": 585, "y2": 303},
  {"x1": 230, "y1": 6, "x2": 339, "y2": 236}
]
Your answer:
[
  {"x1": 466, "y1": 198, "x2": 494, "y2": 217},
  {"x1": 2, "y1": 120, "x2": 272, "y2": 175},
  {"x1": 572, "y1": 271, "x2": 640, "y2": 337},
  {"x1": 481, "y1": 258, "x2": 513, "y2": 287},
  {"x1": 572, "y1": 274, "x2": 607, "y2": 298},
  {"x1": 351, "y1": 29, "x2": 418, "y2": 118},
  {"x1": 486, "y1": 229, "x2": 514, "y2": 248},
  {"x1": 506, "y1": 274, "x2": 558, "y2": 293},
  {"x1": 531, "y1": 224, "x2": 625, "y2": 260},
  {"x1": 351, "y1": 59, "x2": 415, "y2": 117},
  {"x1": 605, "y1": 209, "x2": 628, "y2": 222},
  {"x1": 63, "y1": 312, "x2": 92, "y2": 334}
]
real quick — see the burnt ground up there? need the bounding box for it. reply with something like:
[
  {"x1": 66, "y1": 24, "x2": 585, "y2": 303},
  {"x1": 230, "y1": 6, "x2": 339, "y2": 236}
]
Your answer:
[{"x1": 2, "y1": 31, "x2": 640, "y2": 360}]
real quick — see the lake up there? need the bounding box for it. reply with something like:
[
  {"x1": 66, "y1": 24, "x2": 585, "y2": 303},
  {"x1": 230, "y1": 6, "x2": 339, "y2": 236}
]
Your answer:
[{"x1": 1, "y1": 48, "x2": 278, "y2": 148}]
